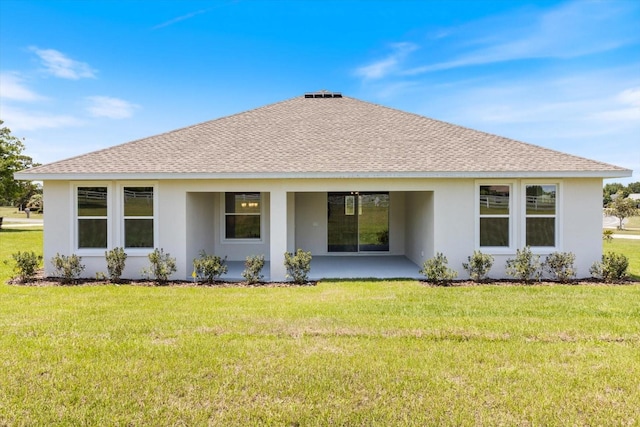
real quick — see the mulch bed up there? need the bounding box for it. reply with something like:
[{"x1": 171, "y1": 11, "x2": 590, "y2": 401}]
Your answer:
[
  {"x1": 6, "y1": 270, "x2": 315, "y2": 287},
  {"x1": 5, "y1": 270, "x2": 636, "y2": 287}
]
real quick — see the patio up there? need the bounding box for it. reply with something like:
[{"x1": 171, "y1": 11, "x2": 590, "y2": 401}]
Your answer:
[{"x1": 221, "y1": 256, "x2": 423, "y2": 282}]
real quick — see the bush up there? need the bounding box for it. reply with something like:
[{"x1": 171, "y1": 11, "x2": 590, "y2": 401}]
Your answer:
[
  {"x1": 419, "y1": 252, "x2": 457, "y2": 285},
  {"x1": 143, "y1": 248, "x2": 177, "y2": 285},
  {"x1": 105, "y1": 247, "x2": 127, "y2": 283},
  {"x1": 505, "y1": 246, "x2": 542, "y2": 283},
  {"x1": 10, "y1": 251, "x2": 42, "y2": 283},
  {"x1": 284, "y1": 249, "x2": 312, "y2": 284},
  {"x1": 602, "y1": 229, "x2": 614, "y2": 243},
  {"x1": 462, "y1": 250, "x2": 494, "y2": 282},
  {"x1": 590, "y1": 252, "x2": 629, "y2": 282},
  {"x1": 193, "y1": 250, "x2": 227, "y2": 284},
  {"x1": 242, "y1": 255, "x2": 265, "y2": 284},
  {"x1": 51, "y1": 253, "x2": 85, "y2": 284},
  {"x1": 544, "y1": 251, "x2": 576, "y2": 282}
]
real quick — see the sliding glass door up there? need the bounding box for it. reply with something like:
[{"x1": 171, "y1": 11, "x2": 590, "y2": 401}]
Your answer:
[{"x1": 327, "y1": 192, "x2": 389, "y2": 252}]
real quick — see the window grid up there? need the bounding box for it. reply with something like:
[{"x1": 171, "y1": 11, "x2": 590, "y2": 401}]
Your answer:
[
  {"x1": 77, "y1": 186, "x2": 108, "y2": 249},
  {"x1": 479, "y1": 185, "x2": 511, "y2": 248},
  {"x1": 123, "y1": 186, "x2": 155, "y2": 249},
  {"x1": 224, "y1": 192, "x2": 261, "y2": 240}
]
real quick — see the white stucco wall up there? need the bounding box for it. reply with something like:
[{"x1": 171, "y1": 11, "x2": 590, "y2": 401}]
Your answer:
[
  {"x1": 562, "y1": 178, "x2": 603, "y2": 277},
  {"x1": 39, "y1": 177, "x2": 605, "y2": 281}
]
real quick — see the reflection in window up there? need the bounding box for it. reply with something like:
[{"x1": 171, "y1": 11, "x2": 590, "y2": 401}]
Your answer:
[
  {"x1": 124, "y1": 187, "x2": 154, "y2": 248},
  {"x1": 225, "y1": 192, "x2": 261, "y2": 239},
  {"x1": 526, "y1": 185, "x2": 556, "y2": 246},
  {"x1": 77, "y1": 187, "x2": 108, "y2": 248},
  {"x1": 479, "y1": 185, "x2": 510, "y2": 247}
]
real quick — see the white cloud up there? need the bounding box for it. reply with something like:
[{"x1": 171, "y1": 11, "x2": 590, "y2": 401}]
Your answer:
[
  {"x1": 0, "y1": 72, "x2": 46, "y2": 102},
  {"x1": 590, "y1": 87, "x2": 640, "y2": 122},
  {"x1": 354, "y1": 43, "x2": 418, "y2": 80},
  {"x1": 0, "y1": 106, "x2": 83, "y2": 131},
  {"x1": 402, "y1": 0, "x2": 640, "y2": 75},
  {"x1": 86, "y1": 96, "x2": 139, "y2": 119},
  {"x1": 30, "y1": 47, "x2": 96, "y2": 80},
  {"x1": 152, "y1": 9, "x2": 208, "y2": 30}
]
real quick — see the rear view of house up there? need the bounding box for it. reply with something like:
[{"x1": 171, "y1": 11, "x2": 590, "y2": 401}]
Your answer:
[{"x1": 16, "y1": 92, "x2": 632, "y2": 281}]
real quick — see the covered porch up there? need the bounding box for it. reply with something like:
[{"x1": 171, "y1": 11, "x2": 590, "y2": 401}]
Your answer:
[
  {"x1": 185, "y1": 187, "x2": 435, "y2": 282},
  {"x1": 223, "y1": 255, "x2": 423, "y2": 282}
]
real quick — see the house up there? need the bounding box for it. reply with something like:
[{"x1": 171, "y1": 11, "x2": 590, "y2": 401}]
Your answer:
[{"x1": 15, "y1": 91, "x2": 632, "y2": 281}]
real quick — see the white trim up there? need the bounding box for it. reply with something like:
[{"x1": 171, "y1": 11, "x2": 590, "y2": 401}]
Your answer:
[
  {"x1": 220, "y1": 192, "x2": 264, "y2": 243},
  {"x1": 475, "y1": 180, "x2": 517, "y2": 254},
  {"x1": 118, "y1": 182, "x2": 158, "y2": 253},
  {"x1": 72, "y1": 182, "x2": 112, "y2": 255},
  {"x1": 15, "y1": 169, "x2": 633, "y2": 181},
  {"x1": 521, "y1": 181, "x2": 562, "y2": 253}
]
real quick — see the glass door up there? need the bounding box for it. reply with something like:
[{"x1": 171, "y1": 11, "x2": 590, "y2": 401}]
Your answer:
[{"x1": 327, "y1": 192, "x2": 389, "y2": 252}]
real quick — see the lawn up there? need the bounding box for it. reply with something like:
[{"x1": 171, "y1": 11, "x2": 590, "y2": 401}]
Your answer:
[
  {"x1": 2, "y1": 230, "x2": 640, "y2": 425},
  {"x1": 604, "y1": 238, "x2": 640, "y2": 280},
  {"x1": 0, "y1": 206, "x2": 43, "y2": 220}
]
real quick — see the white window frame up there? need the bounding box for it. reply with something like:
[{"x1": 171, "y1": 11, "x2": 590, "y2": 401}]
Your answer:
[
  {"x1": 221, "y1": 192, "x2": 263, "y2": 243},
  {"x1": 73, "y1": 182, "x2": 112, "y2": 254},
  {"x1": 521, "y1": 181, "x2": 561, "y2": 252},
  {"x1": 475, "y1": 181, "x2": 516, "y2": 253},
  {"x1": 119, "y1": 182, "x2": 158, "y2": 252}
]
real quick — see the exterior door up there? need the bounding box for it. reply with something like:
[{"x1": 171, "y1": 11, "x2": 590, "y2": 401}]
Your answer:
[{"x1": 327, "y1": 192, "x2": 389, "y2": 252}]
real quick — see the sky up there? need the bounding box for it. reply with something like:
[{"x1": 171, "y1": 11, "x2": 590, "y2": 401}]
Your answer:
[{"x1": 1, "y1": 0, "x2": 639, "y2": 184}]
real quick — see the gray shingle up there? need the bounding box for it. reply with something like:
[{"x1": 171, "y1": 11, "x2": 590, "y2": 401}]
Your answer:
[{"x1": 18, "y1": 95, "x2": 630, "y2": 178}]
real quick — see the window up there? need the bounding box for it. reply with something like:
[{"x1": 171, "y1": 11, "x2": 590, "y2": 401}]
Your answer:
[
  {"x1": 479, "y1": 185, "x2": 510, "y2": 247},
  {"x1": 77, "y1": 187, "x2": 108, "y2": 248},
  {"x1": 124, "y1": 187, "x2": 154, "y2": 248},
  {"x1": 525, "y1": 184, "x2": 556, "y2": 247},
  {"x1": 225, "y1": 192, "x2": 261, "y2": 239}
]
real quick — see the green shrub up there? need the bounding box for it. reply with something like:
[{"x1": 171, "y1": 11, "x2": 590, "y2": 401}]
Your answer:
[
  {"x1": 602, "y1": 229, "x2": 614, "y2": 243},
  {"x1": 10, "y1": 251, "x2": 42, "y2": 283},
  {"x1": 143, "y1": 248, "x2": 177, "y2": 285},
  {"x1": 242, "y1": 254, "x2": 265, "y2": 284},
  {"x1": 505, "y1": 246, "x2": 542, "y2": 283},
  {"x1": 51, "y1": 253, "x2": 85, "y2": 284},
  {"x1": 544, "y1": 251, "x2": 576, "y2": 282},
  {"x1": 590, "y1": 252, "x2": 629, "y2": 282},
  {"x1": 105, "y1": 247, "x2": 127, "y2": 283},
  {"x1": 193, "y1": 250, "x2": 227, "y2": 284},
  {"x1": 462, "y1": 250, "x2": 494, "y2": 282},
  {"x1": 419, "y1": 252, "x2": 457, "y2": 285},
  {"x1": 284, "y1": 249, "x2": 312, "y2": 284}
]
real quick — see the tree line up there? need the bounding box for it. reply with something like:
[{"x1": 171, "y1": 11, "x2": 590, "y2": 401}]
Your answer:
[{"x1": 0, "y1": 120, "x2": 41, "y2": 210}]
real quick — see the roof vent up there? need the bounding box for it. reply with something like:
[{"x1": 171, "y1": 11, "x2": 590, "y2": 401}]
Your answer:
[{"x1": 304, "y1": 90, "x2": 342, "y2": 99}]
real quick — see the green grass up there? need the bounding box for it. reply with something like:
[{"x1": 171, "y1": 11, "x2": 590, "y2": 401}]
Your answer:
[
  {"x1": 604, "y1": 238, "x2": 640, "y2": 280},
  {"x1": 2, "y1": 229, "x2": 640, "y2": 425},
  {"x1": 610, "y1": 215, "x2": 640, "y2": 235},
  {"x1": 0, "y1": 206, "x2": 43, "y2": 220},
  {"x1": 0, "y1": 228, "x2": 43, "y2": 279}
]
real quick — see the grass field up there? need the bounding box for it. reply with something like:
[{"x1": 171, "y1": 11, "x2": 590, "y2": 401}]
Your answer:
[
  {"x1": 2, "y1": 229, "x2": 640, "y2": 425},
  {"x1": 0, "y1": 206, "x2": 43, "y2": 220}
]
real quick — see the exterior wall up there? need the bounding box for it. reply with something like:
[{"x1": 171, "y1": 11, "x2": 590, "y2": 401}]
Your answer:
[
  {"x1": 41, "y1": 181, "x2": 72, "y2": 277},
  {"x1": 294, "y1": 192, "x2": 326, "y2": 254},
  {"x1": 185, "y1": 192, "x2": 216, "y2": 274},
  {"x1": 562, "y1": 178, "x2": 603, "y2": 277},
  {"x1": 40, "y1": 177, "x2": 605, "y2": 281},
  {"x1": 433, "y1": 180, "x2": 476, "y2": 278},
  {"x1": 404, "y1": 191, "x2": 434, "y2": 266}
]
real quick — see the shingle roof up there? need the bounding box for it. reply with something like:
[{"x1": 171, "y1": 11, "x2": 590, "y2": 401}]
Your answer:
[{"x1": 17, "y1": 94, "x2": 631, "y2": 179}]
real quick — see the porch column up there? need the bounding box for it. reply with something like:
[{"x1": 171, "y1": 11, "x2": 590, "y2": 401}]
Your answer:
[{"x1": 270, "y1": 189, "x2": 288, "y2": 281}]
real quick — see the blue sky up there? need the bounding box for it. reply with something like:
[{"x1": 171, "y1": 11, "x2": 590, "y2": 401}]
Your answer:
[{"x1": 1, "y1": 0, "x2": 638, "y2": 184}]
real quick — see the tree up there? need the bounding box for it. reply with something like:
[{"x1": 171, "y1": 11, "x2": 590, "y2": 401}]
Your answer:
[
  {"x1": 603, "y1": 183, "x2": 625, "y2": 206},
  {"x1": 605, "y1": 191, "x2": 640, "y2": 230},
  {"x1": 627, "y1": 181, "x2": 640, "y2": 194},
  {"x1": 0, "y1": 120, "x2": 40, "y2": 206}
]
